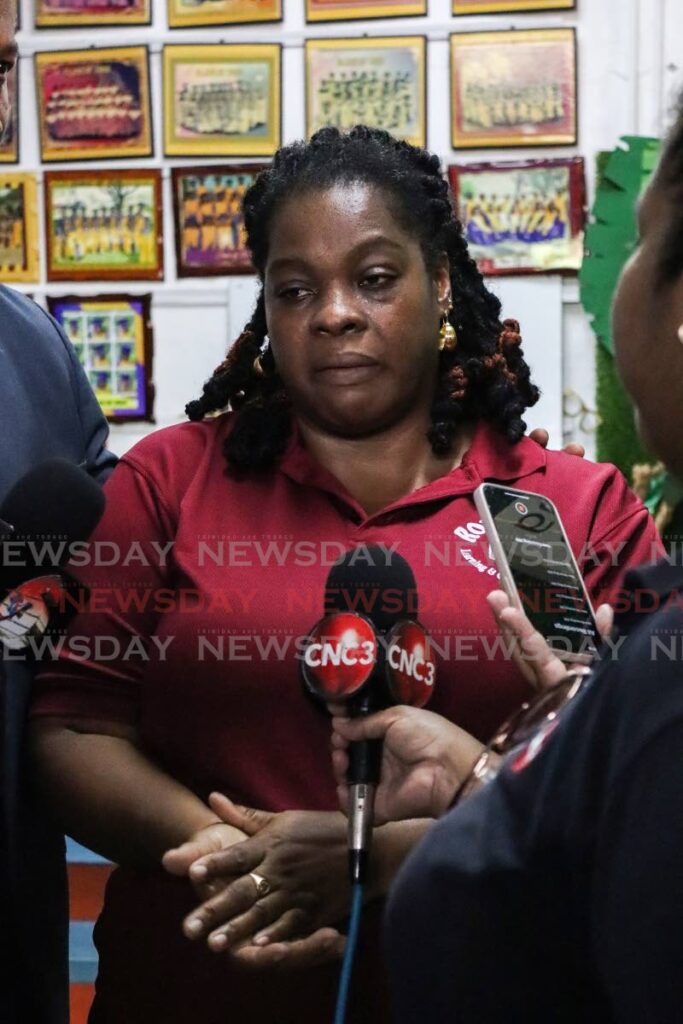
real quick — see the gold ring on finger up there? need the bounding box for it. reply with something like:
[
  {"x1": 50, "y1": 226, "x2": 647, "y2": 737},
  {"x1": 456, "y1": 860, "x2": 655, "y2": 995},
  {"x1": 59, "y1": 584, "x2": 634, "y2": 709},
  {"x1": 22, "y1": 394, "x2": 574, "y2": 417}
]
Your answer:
[{"x1": 248, "y1": 871, "x2": 271, "y2": 899}]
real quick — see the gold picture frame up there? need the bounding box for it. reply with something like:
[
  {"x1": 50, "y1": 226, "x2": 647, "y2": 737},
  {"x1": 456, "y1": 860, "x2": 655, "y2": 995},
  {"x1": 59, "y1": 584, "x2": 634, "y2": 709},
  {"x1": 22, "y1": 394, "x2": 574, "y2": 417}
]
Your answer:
[
  {"x1": 35, "y1": 0, "x2": 151, "y2": 28},
  {"x1": 450, "y1": 29, "x2": 577, "y2": 149},
  {"x1": 306, "y1": 0, "x2": 425, "y2": 24},
  {"x1": 0, "y1": 64, "x2": 18, "y2": 164},
  {"x1": 305, "y1": 36, "x2": 426, "y2": 147},
  {"x1": 163, "y1": 44, "x2": 281, "y2": 158},
  {"x1": 35, "y1": 46, "x2": 153, "y2": 162},
  {"x1": 0, "y1": 172, "x2": 39, "y2": 283},
  {"x1": 44, "y1": 168, "x2": 164, "y2": 283},
  {"x1": 453, "y1": 0, "x2": 575, "y2": 13},
  {"x1": 168, "y1": 0, "x2": 281, "y2": 27}
]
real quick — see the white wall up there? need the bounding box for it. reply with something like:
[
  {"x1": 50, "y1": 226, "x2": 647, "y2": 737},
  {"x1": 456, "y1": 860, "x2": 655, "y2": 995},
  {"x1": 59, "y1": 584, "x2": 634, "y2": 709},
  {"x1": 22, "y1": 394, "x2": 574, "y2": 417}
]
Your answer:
[{"x1": 7, "y1": 0, "x2": 683, "y2": 458}]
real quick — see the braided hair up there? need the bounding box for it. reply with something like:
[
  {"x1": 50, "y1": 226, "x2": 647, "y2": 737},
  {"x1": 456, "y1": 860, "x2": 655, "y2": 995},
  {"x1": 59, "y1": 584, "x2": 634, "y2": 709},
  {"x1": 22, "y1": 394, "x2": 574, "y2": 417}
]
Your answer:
[{"x1": 187, "y1": 125, "x2": 539, "y2": 471}]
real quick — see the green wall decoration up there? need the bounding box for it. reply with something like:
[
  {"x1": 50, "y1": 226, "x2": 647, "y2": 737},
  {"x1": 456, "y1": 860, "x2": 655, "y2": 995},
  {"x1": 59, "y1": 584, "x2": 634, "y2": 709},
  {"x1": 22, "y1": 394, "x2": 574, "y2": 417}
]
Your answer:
[
  {"x1": 580, "y1": 137, "x2": 661, "y2": 358},
  {"x1": 579, "y1": 136, "x2": 683, "y2": 536}
]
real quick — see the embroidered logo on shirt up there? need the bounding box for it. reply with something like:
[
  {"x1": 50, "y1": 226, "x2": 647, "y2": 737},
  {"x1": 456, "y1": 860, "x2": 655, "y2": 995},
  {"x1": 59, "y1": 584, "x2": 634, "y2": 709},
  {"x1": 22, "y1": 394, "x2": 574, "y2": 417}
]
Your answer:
[{"x1": 453, "y1": 520, "x2": 500, "y2": 579}]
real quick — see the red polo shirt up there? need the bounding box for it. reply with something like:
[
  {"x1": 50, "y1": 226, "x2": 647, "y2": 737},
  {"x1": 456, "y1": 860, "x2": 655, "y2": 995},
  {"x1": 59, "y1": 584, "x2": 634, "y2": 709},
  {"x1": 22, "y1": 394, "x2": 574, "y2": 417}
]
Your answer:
[{"x1": 32, "y1": 414, "x2": 662, "y2": 1023}]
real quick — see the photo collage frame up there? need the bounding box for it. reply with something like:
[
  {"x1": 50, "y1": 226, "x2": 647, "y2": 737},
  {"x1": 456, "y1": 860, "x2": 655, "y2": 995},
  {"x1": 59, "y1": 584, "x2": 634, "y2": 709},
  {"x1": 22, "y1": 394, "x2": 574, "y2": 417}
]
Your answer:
[{"x1": 48, "y1": 293, "x2": 155, "y2": 422}]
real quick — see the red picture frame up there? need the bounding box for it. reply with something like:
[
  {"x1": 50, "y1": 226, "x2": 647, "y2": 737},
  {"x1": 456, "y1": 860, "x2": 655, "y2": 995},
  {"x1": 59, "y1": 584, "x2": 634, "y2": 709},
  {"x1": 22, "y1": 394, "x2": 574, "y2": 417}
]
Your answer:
[{"x1": 448, "y1": 157, "x2": 586, "y2": 276}]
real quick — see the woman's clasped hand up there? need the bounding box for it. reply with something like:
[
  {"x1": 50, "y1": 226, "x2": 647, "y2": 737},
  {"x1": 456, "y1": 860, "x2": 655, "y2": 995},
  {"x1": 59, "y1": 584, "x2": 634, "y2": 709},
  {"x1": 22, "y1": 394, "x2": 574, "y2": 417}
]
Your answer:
[{"x1": 164, "y1": 793, "x2": 349, "y2": 969}]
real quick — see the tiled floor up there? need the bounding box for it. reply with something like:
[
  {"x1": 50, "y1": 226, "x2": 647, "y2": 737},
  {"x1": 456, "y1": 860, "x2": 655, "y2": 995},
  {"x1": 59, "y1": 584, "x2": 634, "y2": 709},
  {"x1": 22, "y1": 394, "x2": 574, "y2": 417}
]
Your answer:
[{"x1": 67, "y1": 839, "x2": 112, "y2": 1024}]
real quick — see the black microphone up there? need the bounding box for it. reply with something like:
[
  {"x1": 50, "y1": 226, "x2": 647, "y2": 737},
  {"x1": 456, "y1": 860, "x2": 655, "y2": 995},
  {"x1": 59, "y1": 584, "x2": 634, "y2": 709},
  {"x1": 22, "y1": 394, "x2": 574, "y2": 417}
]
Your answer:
[
  {"x1": 0, "y1": 460, "x2": 106, "y2": 648},
  {"x1": 301, "y1": 546, "x2": 435, "y2": 884}
]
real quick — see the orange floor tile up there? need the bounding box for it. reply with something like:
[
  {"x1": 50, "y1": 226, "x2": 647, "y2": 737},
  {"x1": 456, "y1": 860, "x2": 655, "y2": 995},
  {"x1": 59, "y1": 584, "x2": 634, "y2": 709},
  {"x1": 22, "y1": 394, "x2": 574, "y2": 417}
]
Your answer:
[
  {"x1": 68, "y1": 863, "x2": 113, "y2": 920},
  {"x1": 70, "y1": 982, "x2": 94, "y2": 1024}
]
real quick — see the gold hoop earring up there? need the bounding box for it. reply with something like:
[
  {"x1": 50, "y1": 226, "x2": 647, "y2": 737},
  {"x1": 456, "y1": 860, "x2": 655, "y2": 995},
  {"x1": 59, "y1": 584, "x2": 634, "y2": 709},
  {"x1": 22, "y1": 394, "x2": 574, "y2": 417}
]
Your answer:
[
  {"x1": 439, "y1": 305, "x2": 457, "y2": 352},
  {"x1": 253, "y1": 339, "x2": 271, "y2": 377}
]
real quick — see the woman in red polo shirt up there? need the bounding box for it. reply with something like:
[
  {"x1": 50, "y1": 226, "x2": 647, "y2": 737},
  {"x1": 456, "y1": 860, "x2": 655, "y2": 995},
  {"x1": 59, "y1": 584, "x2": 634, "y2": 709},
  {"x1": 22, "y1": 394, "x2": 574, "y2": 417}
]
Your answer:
[{"x1": 29, "y1": 126, "x2": 660, "y2": 1023}]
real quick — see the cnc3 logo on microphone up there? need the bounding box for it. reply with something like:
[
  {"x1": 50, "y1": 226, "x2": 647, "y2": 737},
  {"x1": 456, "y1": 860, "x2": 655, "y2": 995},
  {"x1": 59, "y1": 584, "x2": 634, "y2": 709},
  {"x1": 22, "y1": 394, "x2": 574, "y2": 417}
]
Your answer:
[{"x1": 301, "y1": 610, "x2": 435, "y2": 708}]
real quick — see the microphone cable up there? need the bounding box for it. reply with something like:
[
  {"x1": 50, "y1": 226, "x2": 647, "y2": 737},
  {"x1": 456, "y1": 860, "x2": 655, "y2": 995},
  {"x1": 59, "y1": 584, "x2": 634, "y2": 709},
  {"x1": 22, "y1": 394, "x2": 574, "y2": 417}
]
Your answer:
[{"x1": 333, "y1": 882, "x2": 365, "y2": 1024}]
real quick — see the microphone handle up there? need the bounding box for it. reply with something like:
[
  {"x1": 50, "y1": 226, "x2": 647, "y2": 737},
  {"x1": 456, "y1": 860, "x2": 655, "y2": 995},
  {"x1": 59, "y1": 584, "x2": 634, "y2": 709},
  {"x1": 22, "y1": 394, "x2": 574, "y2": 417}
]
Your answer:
[
  {"x1": 347, "y1": 736, "x2": 382, "y2": 787},
  {"x1": 347, "y1": 691, "x2": 383, "y2": 785},
  {"x1": 346, "y1": 695, "x2": 383, "y2": 884}
]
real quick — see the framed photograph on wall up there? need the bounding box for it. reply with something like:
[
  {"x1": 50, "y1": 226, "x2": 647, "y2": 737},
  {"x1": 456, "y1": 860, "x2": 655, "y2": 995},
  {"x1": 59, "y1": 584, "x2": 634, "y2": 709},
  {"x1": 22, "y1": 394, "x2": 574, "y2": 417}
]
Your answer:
[
  {"x1": 0, "y1": 173, "x2": 39, "y2": 283},
  {"x1": 453, "y1": 0, "x2": 575, "y2": 13},
  {"x1": 172, "y1": 164, "x2": 267, "y2": 277},
  {"x1": 48, "y1": 294, "x2": 155, "y2": 422},
  {"x1": 168, "y1": 0, "x2": 281, "y2": 28},
  {"x1": 35, "y1": 46, "x2": 153, "y2": 162},
  {"x1": 450, "y1": 29, "x2": 577, "y2": 149},
  {"x1": 163, "y1": 44, "x2": 281, "y2": 158},
  {"x1": 305, "y1": 37, "x2": 426, "y2": 147},
  {"x1": 306, "y1": 0, "x2": 425, "y2": 25},
  {"x1": 0, "y1": 65, "x2": 18, "y2": 163},
  {"x1": 35, "y1": 0, "x2": 151, "y2": 28},
  {"x1": 44, "y1": 169, "x2": 164, "y2": 282},
  {"x1": 448, "y1": 157, "x2": 586, "y2": 275}
]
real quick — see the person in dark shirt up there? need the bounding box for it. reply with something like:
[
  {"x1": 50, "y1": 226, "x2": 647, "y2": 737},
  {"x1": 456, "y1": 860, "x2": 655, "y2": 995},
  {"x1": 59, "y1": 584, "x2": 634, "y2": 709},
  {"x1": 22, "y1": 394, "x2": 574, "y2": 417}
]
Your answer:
[{"x1": 331, "y1": 101, "x2": 683, "y2": 1022}]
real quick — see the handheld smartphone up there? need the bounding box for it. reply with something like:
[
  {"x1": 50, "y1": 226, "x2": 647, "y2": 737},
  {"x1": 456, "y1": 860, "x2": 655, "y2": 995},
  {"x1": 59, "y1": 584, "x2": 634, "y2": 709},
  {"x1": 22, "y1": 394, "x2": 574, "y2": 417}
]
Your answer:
[{"x1": 474, "y1": 482, "x2": 600, "y2": 664}]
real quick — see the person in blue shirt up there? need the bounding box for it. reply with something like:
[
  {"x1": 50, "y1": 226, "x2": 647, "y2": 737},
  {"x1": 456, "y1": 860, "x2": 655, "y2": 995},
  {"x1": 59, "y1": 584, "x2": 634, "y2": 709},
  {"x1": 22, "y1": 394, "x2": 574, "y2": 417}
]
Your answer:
[{"x1": 0, "y1": 275, "x2": 115, "y2": 1020}]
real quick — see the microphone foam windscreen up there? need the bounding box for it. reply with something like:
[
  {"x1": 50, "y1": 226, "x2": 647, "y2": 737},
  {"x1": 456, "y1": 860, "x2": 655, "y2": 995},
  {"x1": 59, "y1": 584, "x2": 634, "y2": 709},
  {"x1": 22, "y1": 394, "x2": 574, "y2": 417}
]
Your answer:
[
  {"x1": 325, "y1": 546, "x2": 418, "y2": 632},
  {"x1": 0, "y1": 459, "x2": 106, "y2": 546}
]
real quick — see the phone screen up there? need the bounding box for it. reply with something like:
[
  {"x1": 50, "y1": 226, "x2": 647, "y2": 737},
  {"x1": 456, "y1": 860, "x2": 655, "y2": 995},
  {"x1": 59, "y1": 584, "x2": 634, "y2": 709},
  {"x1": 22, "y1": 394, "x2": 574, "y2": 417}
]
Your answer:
[{"x1": 481, "y1": 484, "x2": 599, "y2": 658}]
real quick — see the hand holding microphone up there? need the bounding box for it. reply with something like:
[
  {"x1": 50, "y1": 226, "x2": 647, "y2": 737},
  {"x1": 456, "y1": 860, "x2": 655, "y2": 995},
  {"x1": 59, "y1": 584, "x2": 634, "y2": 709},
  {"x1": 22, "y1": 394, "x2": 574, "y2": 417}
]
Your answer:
[
  {"x1": 301, "y1": 546, "x2": 436, "y2": 883},
  {"x1": 330, "y1": 708, "x2": 484, "y2": 824},
  {"x1": 331, "y1": 590, "x2": 615, "y2": 826}
]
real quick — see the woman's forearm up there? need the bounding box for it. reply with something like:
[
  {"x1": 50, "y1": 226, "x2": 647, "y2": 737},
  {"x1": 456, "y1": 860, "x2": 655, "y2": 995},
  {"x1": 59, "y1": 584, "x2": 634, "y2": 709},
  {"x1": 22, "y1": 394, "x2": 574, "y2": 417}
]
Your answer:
[{"x1": 29, "y1": 721, "x2": 239, "y2": 866}]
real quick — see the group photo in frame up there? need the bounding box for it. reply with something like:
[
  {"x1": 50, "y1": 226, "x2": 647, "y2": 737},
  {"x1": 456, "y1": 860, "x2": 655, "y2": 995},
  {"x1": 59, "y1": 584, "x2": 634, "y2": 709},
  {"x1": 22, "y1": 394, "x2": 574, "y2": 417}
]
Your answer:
[
  {"x1": 172, "y1": 164, "x2": 266, "y2": 277},
  {"x1": 448, "y1": 157, "x2": 586, "y2": 275},
  {"x1": 35, "y1": 46, "x2": 153, "y2": 162},
  {"x1": 35, "y1": 0, "x2": 151, "y2": 28},
  {"x1": 305, "y1": 36, "x2": 426, "y2": 147},
  {"x1": 44, "y1": 169, "x2": 164, "y2": 282},
  {"x1": 453, "y1": 0, "x2": 575, "y2": 13},
  {"x1": 0, "y1": 65, "x2": 18, "y2": 163},
  {"x1": 167, "y1": 0, "x2": 281, "y2": 28},
  {"x1": 48, "y1": 293, "x2": 155, "y2": 422},
  {"x1": 163, "y1": 44, "x2": 281, "y2": 158},
  {"x1": 0, "y1": 172, "x2": 39, "y2": 283},
  {"x1": 306, "y1": 0, "x2": 425, "y2": 25},
  {"x1": 450, "y1": 29, "x2": 577, "y2": 149}
]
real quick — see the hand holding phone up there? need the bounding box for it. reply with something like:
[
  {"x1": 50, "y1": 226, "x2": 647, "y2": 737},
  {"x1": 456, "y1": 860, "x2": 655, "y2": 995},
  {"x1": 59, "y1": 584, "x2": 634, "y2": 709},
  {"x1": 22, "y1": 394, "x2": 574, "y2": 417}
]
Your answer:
[{"x1": 474, "y1": 482, "x2": 600, "y2": 665}]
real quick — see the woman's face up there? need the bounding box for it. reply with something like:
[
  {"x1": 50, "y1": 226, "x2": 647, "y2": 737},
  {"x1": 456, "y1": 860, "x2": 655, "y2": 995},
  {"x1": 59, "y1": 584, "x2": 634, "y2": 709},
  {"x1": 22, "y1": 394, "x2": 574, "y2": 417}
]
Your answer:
[
  {"x1": 263, "y1": 183, "x2": 450, "y2": 439},
  {"x1": 612, "y1": 176, "x2": 683, "y2": 481}
]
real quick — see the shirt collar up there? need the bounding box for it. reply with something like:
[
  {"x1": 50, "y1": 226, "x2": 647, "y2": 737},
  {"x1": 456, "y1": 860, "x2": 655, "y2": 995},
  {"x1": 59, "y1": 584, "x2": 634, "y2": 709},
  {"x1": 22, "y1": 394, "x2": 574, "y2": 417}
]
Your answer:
[
  {"x1": 279, "y1": 418, "x2": 547, "y2": 520},
  {"x1": 462, "y1": 420, "x2": 548, "y2": 487}
]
